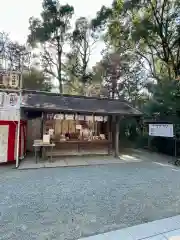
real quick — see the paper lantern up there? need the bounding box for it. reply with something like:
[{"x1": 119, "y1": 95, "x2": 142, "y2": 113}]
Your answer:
[
  {"x1": 65, "y1": 114, "x2": 74, "y2": 120},
  {"x1": 8, "y1": 93, "x2": 19, "y2": 108},
  {"x1": 9, "y1": 73, "x2": 19, "y2": 88},
  {"x1": 95, "y1": 116, "x2": 103, "y2": 122},
  {"x1": 85, "y1": 116, "x2": 93, "y2": 121}
]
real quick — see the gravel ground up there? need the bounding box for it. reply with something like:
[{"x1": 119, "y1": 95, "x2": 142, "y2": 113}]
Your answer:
[{"x1": 1, "y1": 160, "x2": 180, "y2": 240}]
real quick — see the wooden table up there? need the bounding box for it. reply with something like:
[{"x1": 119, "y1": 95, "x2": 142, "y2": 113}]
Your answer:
[{"x1": 33, "y1": 143, "x2": 55, "y2": 163}]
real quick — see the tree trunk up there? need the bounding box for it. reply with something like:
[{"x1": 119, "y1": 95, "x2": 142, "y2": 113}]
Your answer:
[
  {"x1": 58, "y1": 54, "x2": 63, "y2": 93},
  {"x1": 57, "y1": 38, "x2": 63, "y2": 94},
  {"x1": 111, "y1": 76, "x2": 116, "y2": 99},
  {"x1": 81, "y1": 37, "x2": 88, "y2": 95}
]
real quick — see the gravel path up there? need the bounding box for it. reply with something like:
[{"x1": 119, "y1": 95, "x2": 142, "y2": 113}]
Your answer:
[{"x1": 1, "y1": 160, "x2": 180, "y2": 240}]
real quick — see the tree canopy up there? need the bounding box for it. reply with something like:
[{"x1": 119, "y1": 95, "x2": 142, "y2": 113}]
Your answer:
[
  {"x1": 28, "y1": 0, "x2": 74, "y2": 93},
  {"x1": 22, "y1": 67, "x2": 52, "y2": 91},
  {"x1": 1, "y1": 0, "x2": 180, "y2": 126},
  {"x1": 90, "y1": 0, "x2": 180, "y2": 121},
  {"x1": 1, "y1": 0, "x2": 180, "y2": 153}
]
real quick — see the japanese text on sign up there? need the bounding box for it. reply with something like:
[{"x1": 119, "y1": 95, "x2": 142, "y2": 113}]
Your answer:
[{"x1": 149, "y1": 124, "x2": 174, "y2": 138}]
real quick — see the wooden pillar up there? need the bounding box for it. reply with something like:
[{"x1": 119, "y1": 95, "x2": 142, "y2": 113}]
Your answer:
[
  {"x1": 115, "y1": 115, "x2": 120, "y2": 158},
  {"x1": 111, "y1": 115, "x2": 115, "y2": 151},
  {"x1": 40, "y1": 112, "x2": 44, "y2": 158},
  {"x1": 107, "y1": 115, "x2": 112, "y2": 155}
]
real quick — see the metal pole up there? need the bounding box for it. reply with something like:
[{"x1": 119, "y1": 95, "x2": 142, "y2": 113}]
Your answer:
[
  {"x1": 15, "y1": 91, "x2": 21, "y2": 168},
  {"x1": 16, "y1": 69, "x2": 23, "y2": 168}
]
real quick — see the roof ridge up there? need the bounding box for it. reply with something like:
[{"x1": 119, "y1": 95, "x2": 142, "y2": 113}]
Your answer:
[
  {"x1": 21, "y1": 92, "x2": 142, "y2": 116},
  {"x1": 22, "y1": 89, "x2": 127, "y2": 102}
]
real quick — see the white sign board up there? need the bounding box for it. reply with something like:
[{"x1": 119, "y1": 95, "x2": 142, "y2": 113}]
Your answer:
[
  {"x1": 0, "y1": 109, "x2": 20, "y2": 121},
  {"x1": 149, "y1": 124, "x2": 174, "y2": 138}
]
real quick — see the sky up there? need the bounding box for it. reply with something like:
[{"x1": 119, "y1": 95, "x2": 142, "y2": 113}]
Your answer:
[{"x1": 0, "y1": 0, "x2": 112, "y2": 65}]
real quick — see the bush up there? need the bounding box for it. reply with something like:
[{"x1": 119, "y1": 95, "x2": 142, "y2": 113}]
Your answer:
[
  {"x1": 135, "y1": 135, "x2": 149, "y2": 148},
  {"x1": 150, "y1": 137, "x2": 176, "y2": 156}
]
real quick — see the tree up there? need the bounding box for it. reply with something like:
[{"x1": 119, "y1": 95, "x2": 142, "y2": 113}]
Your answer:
[
  {"x1": 91, "y1": 0, "x2": 180, "y2": 106},
  {"x1": 6, "y1": 42, "x2": 31, "y2": 71},
  {"x1": 93, "y1": 0, "x2": 180, "y2": 80},
  {"x1": 90, "y1": 0, "x2": 180, "y2": 153},
  {"x1": 28, "y1": 0, "x2": 74, "y2": 93},
  {"x1": 64, "y1": 51, "x2": 104, "y2": 96},
  {"x1": 101, "y1": 52, "x2": 122, "y2": 99},
  {"x1": 130, "y1": 0, "x2": 180, "y2": 80},
  {"x1": 0, "y1": 32, "x2": 51, "y2": 91},
  {"x1": 22, "y1": 67, "x2": 52, "y2": 91},
  {"x1": 91, "y1": 51, "x2": 148, "y2": 105},
  {"x1": 91, "y1": 1, "x2": 149, "y2": 102},
  {"x1": 0, "y1": 32, "x2": 31, "y2": 71},
  {"x1": 66, "y1": 17, "x2": 98, "y2": 94},
  {"x1": 0, "y1": 32, "x2": 8, "y2": 57}
]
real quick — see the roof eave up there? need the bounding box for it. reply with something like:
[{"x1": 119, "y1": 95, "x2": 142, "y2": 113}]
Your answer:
[{"x1": 21, "y1": 105, "x2": 142, "y2": 116}]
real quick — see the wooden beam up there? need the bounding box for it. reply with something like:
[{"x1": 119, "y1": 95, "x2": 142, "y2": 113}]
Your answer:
[{"x1": 115, "y1": 116, "x2": 120, "y2": 158}]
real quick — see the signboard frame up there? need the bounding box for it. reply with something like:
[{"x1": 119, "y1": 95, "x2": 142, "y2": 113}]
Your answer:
[
  {"x1": 147, "y1": 121, "x2": 177, "y2": 159},
  {"x1": 149, "y1": 123, "x2": 174, "y2": 138}
]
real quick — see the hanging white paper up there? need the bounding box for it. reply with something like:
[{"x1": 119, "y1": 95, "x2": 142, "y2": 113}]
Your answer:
[
  {"x1": 95, "y1": 116, "x2": 103, "y2": 122},
  {"x1": 54, "y1": 114, "x2": 64, "y2": 120},
  {"x1": 85, "y1": 116, "x2": 93, "y2": 121},
  {"x1": 43, "y1": 134, "x2": 50, "y2": 143},
  {"x1": 65, "y1": 114, "x2": 74, "y2": 120},
  {"x1": 104, "y1": 116, "x2": 108, "y2": 122},
  {"x1": 49, "y1": 129, "x2": 54, "y2": 135},
  {"x1": 77, "y1": 115, "x2": 84, "y2": 120}
]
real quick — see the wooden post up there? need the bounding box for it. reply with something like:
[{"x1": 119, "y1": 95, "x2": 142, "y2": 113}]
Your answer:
[
  {"x1": 111, "y1": 115, "x2": 115, "y2": 151},
  {"x1": 107, "y1": 116, "x2": 111, "y2": 155},
  {"x1": 40, "y1": 112, "x2": 44, "y2": 158},
  {"x1": 115, "y1": 115, "x2": 120, "y2": 158}
]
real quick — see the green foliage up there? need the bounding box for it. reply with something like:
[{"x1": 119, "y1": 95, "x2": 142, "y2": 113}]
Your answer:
[
  {"x1": 22, "y1": 68, "x2": 52, "y2": 91},
  {"x1": 28, "y1": 0, "x2": 74, "y2": 45},
  {"x1": 93, "y1": 0, "x2": 180, "y2": 79},
  {"x1": 65, "y1": 17, "x2": 97, "y2": 93},
  {"x1": 91, "y1": 6, "x2": 113, "y2": 30},
  {"x1": 28, "y1": 0, "x2": 74, "y2": 93},
  {"x1": 131, "y1": 0, "x2": 180, "y2": 79},
  {"x1": 144, "y1": 79, "x2": 180, "y2": 121},
  {"x1": 90, "y1": 0, "x2": 180, "y2": 154}
]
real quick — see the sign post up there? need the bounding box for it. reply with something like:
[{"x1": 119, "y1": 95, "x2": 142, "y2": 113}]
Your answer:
[
  {"x1": 148, "y1": 123, "x2": 175, "y2": 157},
  {"x1": 149, "y1": 124, "x2": 174, "y2": 138},
  {"x1": 15, "y1": 93, "x2": 21, "y2": 168},
  {"x1": 16, "y1": 72, "x2": 22, "y2": 168}
]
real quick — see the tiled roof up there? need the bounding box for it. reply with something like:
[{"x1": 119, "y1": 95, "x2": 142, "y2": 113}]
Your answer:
[{"x1": 21, "y1": 92, "x2": 142, "y2": 116}]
